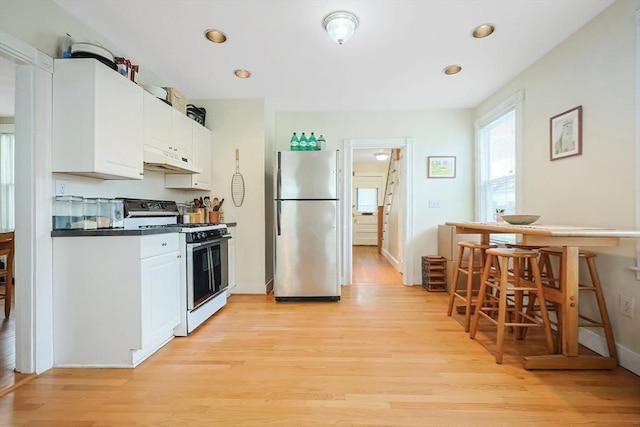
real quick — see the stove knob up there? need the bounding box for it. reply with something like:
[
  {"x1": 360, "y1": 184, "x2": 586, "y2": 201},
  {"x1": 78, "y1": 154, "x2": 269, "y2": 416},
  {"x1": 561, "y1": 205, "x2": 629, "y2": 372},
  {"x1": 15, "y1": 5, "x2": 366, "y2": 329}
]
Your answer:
[
  {"x1": 141, "y1": 202, "x2": 148, "y2": 209},
  {"x1": 198, "y1": 232, "x2": 205, "y2": 240}
]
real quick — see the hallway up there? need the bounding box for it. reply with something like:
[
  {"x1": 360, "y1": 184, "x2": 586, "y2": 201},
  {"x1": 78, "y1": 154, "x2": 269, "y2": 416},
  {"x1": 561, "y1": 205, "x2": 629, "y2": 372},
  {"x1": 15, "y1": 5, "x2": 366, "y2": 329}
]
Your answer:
[{"x1": 352, "y1": 245, "x2": 402, "y2": 285}]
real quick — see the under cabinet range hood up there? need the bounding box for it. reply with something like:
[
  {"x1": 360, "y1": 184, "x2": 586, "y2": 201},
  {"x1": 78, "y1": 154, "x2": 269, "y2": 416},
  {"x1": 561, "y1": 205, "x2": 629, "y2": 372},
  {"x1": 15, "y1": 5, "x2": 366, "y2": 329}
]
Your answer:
[{"x1": 143, "y1": 148, "x2": 202, "y2": 174}]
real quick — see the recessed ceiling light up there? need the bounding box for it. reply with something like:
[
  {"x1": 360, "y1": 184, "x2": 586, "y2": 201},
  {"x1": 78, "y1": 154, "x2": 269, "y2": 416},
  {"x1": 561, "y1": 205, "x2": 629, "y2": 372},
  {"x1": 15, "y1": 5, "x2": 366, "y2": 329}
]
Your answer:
[
  {"x1": 443, "y1": 65, "x2": 462, "y2": 75},
  {"x1": 204, "y1": 29, "x2": 227, "y2": 43},
  {"x1": 472, "y1": 23, "x2": 495, "y2": 38},
  {"x1": 234, "y1": 69, "x2": 251, "y2": 78}
]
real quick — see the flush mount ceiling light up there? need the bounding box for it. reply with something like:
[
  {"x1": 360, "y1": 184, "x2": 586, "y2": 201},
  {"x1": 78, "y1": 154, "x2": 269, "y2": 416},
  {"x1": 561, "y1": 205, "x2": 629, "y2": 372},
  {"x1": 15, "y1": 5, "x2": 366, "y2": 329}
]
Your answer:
[
  {"x1": 204, "y1": 29, "x2": 227, "y2": 43},
  {"x1": 322, "y1": 10, "x2": 359, "y2": 45},
  {"x1": 374, "y1": 151, "x2": 390, "y2": 161},
  {"x1": 443, "y1": 65, "x2": 462, "y2": 75},
  {"x1": 234, "y1": 69, "x2": 251, "y2": 78},
  {"x1": 472, "y1": 23, "x2": 495, "y2": 38}
]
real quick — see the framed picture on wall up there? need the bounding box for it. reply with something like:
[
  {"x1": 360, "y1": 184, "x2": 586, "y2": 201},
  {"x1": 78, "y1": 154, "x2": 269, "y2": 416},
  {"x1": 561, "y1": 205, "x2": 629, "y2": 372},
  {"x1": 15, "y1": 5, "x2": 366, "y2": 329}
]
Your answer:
[
  {"x1": 550, "y1": 105, "x2": 582, "y2": 161},
  {"x1": 427, "y1": 156, "x2": 456, "y2": 178}
]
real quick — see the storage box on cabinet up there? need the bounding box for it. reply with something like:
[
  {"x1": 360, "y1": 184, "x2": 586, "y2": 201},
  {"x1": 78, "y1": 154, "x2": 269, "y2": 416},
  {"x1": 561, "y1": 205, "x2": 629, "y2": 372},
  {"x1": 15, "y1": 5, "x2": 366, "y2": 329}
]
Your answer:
[{"x1": 52, "y1": 59, "x2": 144, "y2": 180}]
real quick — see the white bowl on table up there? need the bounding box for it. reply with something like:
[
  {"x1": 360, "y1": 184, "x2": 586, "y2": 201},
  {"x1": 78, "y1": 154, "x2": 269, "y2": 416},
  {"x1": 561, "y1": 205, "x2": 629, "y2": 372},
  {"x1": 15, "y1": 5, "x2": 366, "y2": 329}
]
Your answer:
[{"x1": 501, "y1": 214, "x2": 540, "y2": 225}]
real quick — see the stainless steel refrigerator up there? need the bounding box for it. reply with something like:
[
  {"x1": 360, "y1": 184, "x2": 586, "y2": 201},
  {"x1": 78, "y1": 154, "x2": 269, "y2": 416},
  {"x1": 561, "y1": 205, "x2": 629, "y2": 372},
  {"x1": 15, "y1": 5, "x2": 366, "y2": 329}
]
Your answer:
[{"x1": 274, "y1": 150, "x2": 340, "y2": 301}]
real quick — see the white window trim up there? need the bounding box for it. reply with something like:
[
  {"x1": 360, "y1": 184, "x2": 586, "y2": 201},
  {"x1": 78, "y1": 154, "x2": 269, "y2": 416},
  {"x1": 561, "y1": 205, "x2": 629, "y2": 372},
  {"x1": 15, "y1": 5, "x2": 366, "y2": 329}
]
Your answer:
[
  {"x1": 634, "y1": 8, "x2": 640, "y2": 279},
  {"x1": 474, "y1": 90, "x2": 524, "y2": 222}
]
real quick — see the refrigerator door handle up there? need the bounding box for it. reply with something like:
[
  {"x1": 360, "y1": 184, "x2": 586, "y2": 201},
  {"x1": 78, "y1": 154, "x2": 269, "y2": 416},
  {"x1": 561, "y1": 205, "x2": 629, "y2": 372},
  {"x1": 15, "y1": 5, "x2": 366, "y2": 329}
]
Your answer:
[
  {"x1": 276, "y1": 151, "x2": 282, "y2": 200},
  {"x1": 276, "y1": 200, "x2": 282, "y2": 236}
]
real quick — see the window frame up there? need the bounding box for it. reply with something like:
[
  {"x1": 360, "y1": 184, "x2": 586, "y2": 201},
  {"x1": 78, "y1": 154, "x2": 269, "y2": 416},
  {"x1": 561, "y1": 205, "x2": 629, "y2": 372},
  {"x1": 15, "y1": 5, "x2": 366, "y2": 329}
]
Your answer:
[{"x1": 474, "y1": 90, "x2": 524, "y2": 223}]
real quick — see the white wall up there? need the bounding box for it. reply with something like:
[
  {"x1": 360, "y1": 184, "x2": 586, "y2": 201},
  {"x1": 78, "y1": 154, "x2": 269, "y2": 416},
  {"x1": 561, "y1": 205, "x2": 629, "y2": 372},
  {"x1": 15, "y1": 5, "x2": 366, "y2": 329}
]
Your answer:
[
  {"x1": 275, "y1": 109, "x2": 475, "y2": 283},
  {"x1": 193, "y1": 98, "x2": 267, "y2": 294},
  {"x1": 476, "y1": 0, "x2": 640, "y2": 368}
]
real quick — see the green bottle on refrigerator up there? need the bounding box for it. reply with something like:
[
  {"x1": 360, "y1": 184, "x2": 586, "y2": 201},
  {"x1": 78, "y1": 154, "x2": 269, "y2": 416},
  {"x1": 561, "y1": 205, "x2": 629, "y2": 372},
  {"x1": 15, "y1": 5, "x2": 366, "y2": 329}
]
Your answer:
[
  {"x1": 308, "y1": 132, "x2": 317, "y2": 151},
  {"x1": 289, "y1": 132, "x2": 299, "y2": 151},
  {"x1": 298, "y1": 132, "x2": 308, "y2": 151}
]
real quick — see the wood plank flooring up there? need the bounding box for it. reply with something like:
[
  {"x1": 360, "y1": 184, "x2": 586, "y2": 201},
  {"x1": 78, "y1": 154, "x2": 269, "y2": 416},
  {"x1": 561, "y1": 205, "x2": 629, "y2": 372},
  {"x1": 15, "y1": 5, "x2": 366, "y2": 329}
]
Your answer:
[{"x1": 1, "y1": 246, "x2": 639, "y2": 426}]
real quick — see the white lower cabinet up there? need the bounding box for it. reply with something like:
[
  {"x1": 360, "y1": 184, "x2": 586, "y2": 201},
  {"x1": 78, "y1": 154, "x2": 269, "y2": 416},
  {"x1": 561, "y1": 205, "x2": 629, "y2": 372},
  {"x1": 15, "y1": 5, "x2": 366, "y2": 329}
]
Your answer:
[{"x1": 53, "y1": 233, "x2": 180, "y2": 367}]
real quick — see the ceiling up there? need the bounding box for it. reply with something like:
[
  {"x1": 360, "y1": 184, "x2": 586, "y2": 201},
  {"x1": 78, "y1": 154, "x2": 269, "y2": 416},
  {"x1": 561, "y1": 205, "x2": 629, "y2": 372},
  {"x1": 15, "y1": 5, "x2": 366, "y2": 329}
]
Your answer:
[
  {"x1": 45, "y1": 0, "x2": 613, "y2": 113},
  {"x1": 1, "y1": 1, "x2": 614, "y2": 119}
]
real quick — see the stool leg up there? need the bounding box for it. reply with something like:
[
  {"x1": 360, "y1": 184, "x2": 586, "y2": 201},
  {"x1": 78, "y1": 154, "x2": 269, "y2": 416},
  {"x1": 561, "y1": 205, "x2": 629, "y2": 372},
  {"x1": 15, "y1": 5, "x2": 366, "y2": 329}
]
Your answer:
[
  {"x1": 470, "y1": 254, "x2": 493, "y2": 340},
  {"x1": 462, "y1": 247, "x2": 476, "y2": 332},
  {"x1": 447, "y1": 245, "x2": 467, "y2": 316},
  {"x1": 585, "y1": 257, "x2": 618, "y2": 361},
  {"x1": 495, "y1": 256, "x2": 510, "y2": 364},
  {"x1": 530, "y1": 261, "x2": 555, "y2": 355}
]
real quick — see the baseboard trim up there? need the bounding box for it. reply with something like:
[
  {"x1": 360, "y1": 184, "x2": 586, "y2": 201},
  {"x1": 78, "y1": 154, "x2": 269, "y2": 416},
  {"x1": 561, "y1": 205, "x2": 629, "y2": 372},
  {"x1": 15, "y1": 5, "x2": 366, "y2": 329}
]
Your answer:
[
  {"x1": 381, "y1": 248, "x2": 399, "y2": 270},
  {"x1": 579, "y1": 328, "x2": 640, "y2": 376}
]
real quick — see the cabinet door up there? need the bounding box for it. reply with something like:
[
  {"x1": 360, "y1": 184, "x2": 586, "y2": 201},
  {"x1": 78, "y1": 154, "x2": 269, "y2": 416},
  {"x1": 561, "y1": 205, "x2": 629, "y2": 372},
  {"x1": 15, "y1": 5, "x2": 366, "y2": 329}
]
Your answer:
[
  {"x1": 52, "y1": 59, "x2": 143, "y2": 180},
  {"x1": 141, "y1": 251, "x2": 181, "y2": 348},
  {"x1": 94, "y1": 69, "x2": 144, "y2": 179},
  {"x1": 143, "y1": 91, "x2": 172, "y2": 153},
  {"x1": 192, "y1": 123, "x2": 212, "y2": 189},
  {"x1": 171, "y1": 110, "x2": 194, "y2": 162}
]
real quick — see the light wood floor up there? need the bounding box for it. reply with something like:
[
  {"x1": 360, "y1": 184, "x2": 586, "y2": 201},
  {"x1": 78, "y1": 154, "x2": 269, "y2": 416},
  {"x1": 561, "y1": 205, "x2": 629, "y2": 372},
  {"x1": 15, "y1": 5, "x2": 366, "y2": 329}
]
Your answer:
[{"x1": 1, "y1": 246, "x2": 639, "y2": 426}]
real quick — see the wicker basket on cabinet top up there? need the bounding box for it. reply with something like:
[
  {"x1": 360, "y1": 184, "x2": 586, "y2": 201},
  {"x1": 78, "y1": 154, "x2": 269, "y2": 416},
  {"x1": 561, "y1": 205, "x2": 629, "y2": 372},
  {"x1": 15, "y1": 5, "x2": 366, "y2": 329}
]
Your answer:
[{"x1": 422, "y1": 256, "x2": 447, "y2": 292}]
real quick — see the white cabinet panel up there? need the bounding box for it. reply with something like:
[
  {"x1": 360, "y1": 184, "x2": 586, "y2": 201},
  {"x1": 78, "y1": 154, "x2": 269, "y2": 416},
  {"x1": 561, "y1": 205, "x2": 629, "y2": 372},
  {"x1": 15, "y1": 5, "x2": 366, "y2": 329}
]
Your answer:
[
  {"x1": 165, "y1": 122, "x2": 212, "y2": 190},
  {"x1": 53, "y1": 233, "x2": 180, "y2": 367},
  {"x1": 143, "y1": 91, "x2": 172, "y2": 153},
  {"x1": 227, "y1": 227, "x2": 236, "y2": 294},
  {"x1": 53, "y1": 59, "x2": 143, "y2": 180},
  {"x1": 171, "y1": 110, "x2": 194, "y2": 162},
  {"x1": 141, "y1": 251, "x2": 181, "y2": 348}
]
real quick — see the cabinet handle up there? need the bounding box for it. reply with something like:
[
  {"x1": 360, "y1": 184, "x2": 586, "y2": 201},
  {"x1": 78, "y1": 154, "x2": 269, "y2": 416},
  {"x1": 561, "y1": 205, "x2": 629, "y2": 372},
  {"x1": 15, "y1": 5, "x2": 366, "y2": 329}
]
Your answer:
[{"x1": 162, "y1": 242, "x2": 167, "y2": 246}]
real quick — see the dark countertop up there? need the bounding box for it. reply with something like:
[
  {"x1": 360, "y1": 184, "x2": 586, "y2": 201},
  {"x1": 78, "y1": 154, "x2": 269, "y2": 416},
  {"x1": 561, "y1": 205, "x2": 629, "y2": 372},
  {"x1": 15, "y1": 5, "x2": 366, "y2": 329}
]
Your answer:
[
  {"x1": 52, "y1": 222, "x2": 237, "y2": 237},
  {"x1": 51, "y1": 228, "x2": 178, "y2": 237}
]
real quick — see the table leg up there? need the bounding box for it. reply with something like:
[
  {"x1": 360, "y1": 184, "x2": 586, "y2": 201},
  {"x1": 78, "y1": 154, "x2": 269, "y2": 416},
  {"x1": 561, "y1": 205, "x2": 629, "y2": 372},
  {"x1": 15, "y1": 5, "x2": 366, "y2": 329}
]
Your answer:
[{"x1": 523, "y1": 245, "x2": 616, "y2": 370}]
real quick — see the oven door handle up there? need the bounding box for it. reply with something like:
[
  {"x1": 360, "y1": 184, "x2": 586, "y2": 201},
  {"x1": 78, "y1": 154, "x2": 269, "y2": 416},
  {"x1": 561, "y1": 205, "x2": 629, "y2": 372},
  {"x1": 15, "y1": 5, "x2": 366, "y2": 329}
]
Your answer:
[{"x1": 188, "y1": 235, "x2": 231, "y2": 249}]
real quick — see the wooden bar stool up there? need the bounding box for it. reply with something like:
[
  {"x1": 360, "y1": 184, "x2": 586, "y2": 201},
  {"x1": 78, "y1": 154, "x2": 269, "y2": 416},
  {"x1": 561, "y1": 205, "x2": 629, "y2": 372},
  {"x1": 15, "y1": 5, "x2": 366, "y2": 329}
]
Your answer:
[
  {"x1": 447, "y1": 241, "x2": 497, "y2": 332},
  {"x1": 533, "y1": 248, "x2": 617, "y2": 361},
  {"x1": 470, "y1": 247, "x2": 555, "y2": 364}
]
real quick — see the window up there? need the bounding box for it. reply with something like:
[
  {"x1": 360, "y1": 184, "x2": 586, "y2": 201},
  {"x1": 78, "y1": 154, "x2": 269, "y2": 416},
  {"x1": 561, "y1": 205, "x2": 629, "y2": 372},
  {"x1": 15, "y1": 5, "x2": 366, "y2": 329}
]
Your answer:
[
  {"x1": 0, "y1": 127, "x2": 15, "y2": 230},
  {"x1": 356, "y1": 188, "x2": 378, "y2": 213},
  {"x1": 476, "y1": 91, "x2": 523, "y2": 222}
]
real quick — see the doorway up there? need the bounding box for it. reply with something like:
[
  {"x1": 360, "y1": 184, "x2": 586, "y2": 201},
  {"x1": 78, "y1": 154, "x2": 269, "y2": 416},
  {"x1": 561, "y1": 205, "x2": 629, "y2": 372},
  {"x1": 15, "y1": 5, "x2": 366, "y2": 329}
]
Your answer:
[
  {"x1": 352, "y1": 173, "x2": 384, "y2": 246},
  {"x1": 342, "y1": 138, "x2": 414, "y2": 286},
  {"x1": 0, "y1": 30, "x2": 55, "y2": 377}
]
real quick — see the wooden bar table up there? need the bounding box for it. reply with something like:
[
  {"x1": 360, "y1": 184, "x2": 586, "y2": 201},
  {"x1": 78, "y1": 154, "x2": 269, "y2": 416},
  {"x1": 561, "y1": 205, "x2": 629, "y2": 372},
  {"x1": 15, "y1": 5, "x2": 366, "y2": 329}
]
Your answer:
[{"x1": 445, "y1": 221, "x2": 640, "y2": 370}]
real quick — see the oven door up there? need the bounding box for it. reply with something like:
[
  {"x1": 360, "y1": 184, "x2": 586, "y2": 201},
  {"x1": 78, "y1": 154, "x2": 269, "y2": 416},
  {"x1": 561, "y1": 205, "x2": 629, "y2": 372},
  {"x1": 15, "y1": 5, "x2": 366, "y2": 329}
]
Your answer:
[{"x1": 186, "y1": 236, "x2": 229, "y2": 310}]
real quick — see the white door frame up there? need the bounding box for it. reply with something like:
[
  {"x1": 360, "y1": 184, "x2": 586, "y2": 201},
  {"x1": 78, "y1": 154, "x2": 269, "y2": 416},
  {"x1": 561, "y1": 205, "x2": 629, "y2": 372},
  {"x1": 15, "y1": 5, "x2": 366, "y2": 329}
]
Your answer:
[
  {"x1": 342, "y1": 138, "x2": 414, "y2": 285},
  {"x1": 1, "y1": 30, "x2": 54, "y2": 373}
]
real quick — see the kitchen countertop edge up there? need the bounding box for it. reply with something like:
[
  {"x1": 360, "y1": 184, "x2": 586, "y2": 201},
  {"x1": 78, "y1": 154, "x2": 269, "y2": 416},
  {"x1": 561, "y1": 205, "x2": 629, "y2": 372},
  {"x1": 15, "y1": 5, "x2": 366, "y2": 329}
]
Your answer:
[
  {"x1": 51, "y1": 228, "x2": 178, "y2": 237},
  {"x1": 52, "y1": 222, "x2": 236, "y2": 237}
]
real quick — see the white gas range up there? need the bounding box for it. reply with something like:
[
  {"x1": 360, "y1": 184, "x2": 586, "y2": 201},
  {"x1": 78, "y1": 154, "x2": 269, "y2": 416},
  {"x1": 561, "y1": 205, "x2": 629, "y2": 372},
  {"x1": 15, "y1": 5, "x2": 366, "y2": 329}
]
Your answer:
[{"x1": 122, "y1": 199, "x2": 230, "y2": 336}]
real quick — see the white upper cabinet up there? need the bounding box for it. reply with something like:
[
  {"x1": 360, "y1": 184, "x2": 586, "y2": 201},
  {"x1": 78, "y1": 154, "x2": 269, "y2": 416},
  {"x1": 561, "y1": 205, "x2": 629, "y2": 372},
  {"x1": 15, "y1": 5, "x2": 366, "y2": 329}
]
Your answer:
[
  {"x1": 143, "y1": 91, "x2": 172, "y2": 153},
  {"x1": 143, "y1": 91, "x2": 194, "y2": 163},
  {"x1": 52, "y1": 59, "x2": 144, "y2": 180},
  {"x1": 165, "y1": 121, "x2": 212, "y2": 190},
  {"x1": 171, "y1": 110, "x2": 194, "y2": 163}
]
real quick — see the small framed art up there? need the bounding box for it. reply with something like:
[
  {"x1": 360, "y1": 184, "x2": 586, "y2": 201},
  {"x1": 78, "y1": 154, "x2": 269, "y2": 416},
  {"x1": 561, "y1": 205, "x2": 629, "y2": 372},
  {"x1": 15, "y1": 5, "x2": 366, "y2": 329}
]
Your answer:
[
  {"x1": 550, "y1": 105, "x2": 582, "y2": 161},
  {"x1": 427, "y1": 156, "x2": 456, "y2": 178}
]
